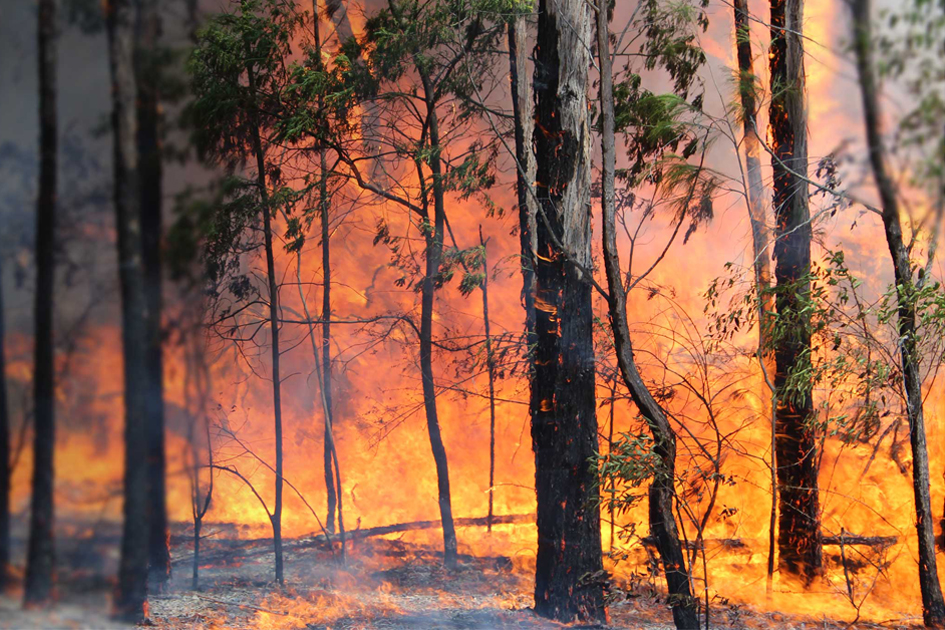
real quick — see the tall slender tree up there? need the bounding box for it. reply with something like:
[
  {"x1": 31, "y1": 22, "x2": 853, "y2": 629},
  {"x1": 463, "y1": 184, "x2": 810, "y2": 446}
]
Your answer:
[
  {"x1": 312, "y1": 0, "x2": 337, "y2": 535},
  {"x1": 768, "y1": 0, "x2": 822, "y2": 583},
  {"x1": 135, "y1": 0, "x2": 171, "y2": 592},
  {"x1": 732, "y1": 0, "x2": 778, "y2": 586},
  {"x1": 187, "y1": 0, "x2": 309, "y2": 583},
  {"x1": 279, "y1": 0, "x2": 518, "y2": 568},
  {"x1": 850, "y1": 0, "x2": 945, "y2": 624},
  {"x1": 596, "y1": 3, "x2": 698, "y2": 627},
  {"x1": 477, "y1": 230, "x2": 497, "y2": 532},
  {"x1": 530, "y1": 0, "x2": 604, "y2": 620},
  {"x1": 108, "y1": 0, "x2": 151, "y2": 619},
  {"x1": 24, "y1": 0, "x2": 58, "y2": 607}
]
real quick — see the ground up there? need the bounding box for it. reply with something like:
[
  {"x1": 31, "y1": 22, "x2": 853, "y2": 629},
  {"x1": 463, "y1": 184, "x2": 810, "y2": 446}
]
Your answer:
[{"x1": 0, "y1": 527, "x2": 921, "y2": 629}]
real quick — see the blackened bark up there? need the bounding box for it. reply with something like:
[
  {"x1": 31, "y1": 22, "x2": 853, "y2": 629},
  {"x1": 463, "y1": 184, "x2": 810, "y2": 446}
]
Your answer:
[
  {"x1": 768, "y1": 0, "x2": 821, "y2": 583},
  {"x1": 531, "y1": 0, "x2": 604, "y2": 621},
  {"x1": 192, "y1": 518, "x2": 201, "y2": 590},
  {"x1": 733, "y1": 0, "x2": 778, "y2": 587},
  {"x1": 850, "y1": 1, "x2": 945, "y2": 624},
  {"x1": 24, "y1": 0, "x2": 57, "y2": 607},
  {"x1": 245, "y1": 57, "x2": 285, "y2": 585},
  {"x1": 596, "y1": 6, "x2": 697, "y2": 628},
  {"x1": 0, "y1": 252, "x2": 8, "y2": 586},
  {"x1": 135, "y1": 0, "x2": 170, "y2": 593},
  {"x1": 419, "y1": 72, "x2": 457, "y2": 568},
  {"x1": 507, "y1": 16, "x2": 537, "y2": 343},
  {"x1": 109, "y1": 0, "x2": 150, "y2": 619}
]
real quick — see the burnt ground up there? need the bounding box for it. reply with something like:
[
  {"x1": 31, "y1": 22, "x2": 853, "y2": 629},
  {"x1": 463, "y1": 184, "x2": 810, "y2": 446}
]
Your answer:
[{"x1": 0, "y1": 524, "x2": 921, "y2": 629}]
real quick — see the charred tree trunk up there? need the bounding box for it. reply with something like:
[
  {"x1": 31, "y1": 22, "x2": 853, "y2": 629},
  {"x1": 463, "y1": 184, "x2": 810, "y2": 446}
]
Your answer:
[
  {"x1": 531, "y1": 0, "x2": 604, "y2": 621},
  {"x1": 135, "y1": 0, "x2": 170, "y2": 593},
  {"x1": 192, "y1": 518, "x2": 201, "y2": 590},
  {"x1": 768, "y1": 0, "x2": 822, "y2": 583},
  {"x1": 596, "y1": 6, "x2": 697, "y2": 628},
  {"x1": 733, "y1": 0, "x2": 778, "y2": 587},
  {"x1": 0, "y1": 248, "x2": 8, "y2": 586},
  {"x1": 419, "y1": 73, "x2": 457, "y2": 569},
  {"x1": 109, "y1": 0, "x2": 151, "y2": 619},
  {"x1": 245, "y1": 56, "x2": 285, "y2": 584},
  {"x1": 507, "y1": 15, "x2": 537, "y2": 343},
  {"x1": 850, "y1": 0, "x2": 945, "y2": 624},
  {"x1": 24, "y1": 0, "x2": 58, "y2": 607}
]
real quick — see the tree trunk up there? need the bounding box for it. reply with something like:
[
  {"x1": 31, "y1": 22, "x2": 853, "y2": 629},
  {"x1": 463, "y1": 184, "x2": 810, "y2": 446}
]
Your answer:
[
  {"x1": 479, "y1": 232, "x2": 496, "y2": 532},
  {"x1": 24, "y1": 0, "x2": 58, "y2": 607},
  {"x1": 245, "y1": 57, "x2": 284, "y2": 586},
  {"x1": 531, "y1": 0, "x2": 604, "y2": 621},
  {"x1": 0, "y1": 248, "x2": 8, "y2": 586},
  {"x1": 732, "y1": 0, "x2": 778, "y2": 588},
  {"x1": 418, "y1": 73, "x2": 457, "y2": 569},
  {"x1": 850, "y1": 1, "x2": 945, "y2": 624},
  {"x1": 313, "y1": 1, "x2": 337, "y2": 535},
  {"x1": 507, "y1": 15, "x2": 537, "y2": 343},
  {"x1": 596, "y1": 6, "x2": 697, "y2": 628},
  {"x1": 192, "y1": 517, "x2": 201, "y2": 590},
  {"x1": 768, "y1": 0, "x2": 821, "y2": 583},
  {"x1": 135, "y1": 0, "x2": 170, "y2": 593},
  {"x1": 108, "y1": 0, "x2": 151, "y2": 619}
]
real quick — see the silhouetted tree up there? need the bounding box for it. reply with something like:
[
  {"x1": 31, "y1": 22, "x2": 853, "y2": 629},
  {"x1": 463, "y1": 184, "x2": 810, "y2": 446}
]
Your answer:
[
  {"x1": 108, "y1": 0, "x2": 151, "y2": 619},
  {"x1": 135, "y1": 0, "x2": 170, "y2": 593},
  {"x1": 24, "y1": 0, "x2": 58, "y2": 607}
]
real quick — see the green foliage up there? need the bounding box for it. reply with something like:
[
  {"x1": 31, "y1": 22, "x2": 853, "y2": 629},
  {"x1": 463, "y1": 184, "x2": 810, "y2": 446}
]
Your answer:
[
  {"x1": 181, "y1": 0, "x2": 310, "y2": 296},
  {"x1": 705, "y1": 248, "x2": 945, "y2": 446},
  {"x1": 875, "y1": 0, "x2": 945, "y2": 186},
  {"x1": 640, "y1": 0, "x2": 709, "y2": 98},
  {"x1": 606, "y1": 0, "x2": 715, "y2": 245},
  {"x1": 277, "y1": 0, "x2": 523, "y2": 295},
  {"x1": 596, "y1": 433, "x2": 663, "y2": 516},
  {"x1": 186, "y1": 0, "x2": 304, "y2": 167}
]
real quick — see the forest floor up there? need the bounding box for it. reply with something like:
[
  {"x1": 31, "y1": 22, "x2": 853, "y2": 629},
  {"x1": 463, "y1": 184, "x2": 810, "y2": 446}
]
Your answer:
[{"x1": 0, "y1": 525, "x2": 920, "y2": 629}]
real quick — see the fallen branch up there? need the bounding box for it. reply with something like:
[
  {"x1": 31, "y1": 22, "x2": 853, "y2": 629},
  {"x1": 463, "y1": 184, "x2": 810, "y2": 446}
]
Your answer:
[
  {"x1": 171, "y1": 513, "x2": 533, "y2": 566},
  {"x1": 822, "y1": 534, "x2": 897, "y2": 547},
  {"x1": 639, "y1": 533, "x2": 897, "y2": 551},
  {"x1": 331, "y1": 513, "x2": 533, "y2": 543}
]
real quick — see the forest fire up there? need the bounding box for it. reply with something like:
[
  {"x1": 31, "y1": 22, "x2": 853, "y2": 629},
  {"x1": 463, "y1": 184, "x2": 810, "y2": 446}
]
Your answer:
[{"x1": 0, "y1": 0, "x2": 944, "y2": 628}]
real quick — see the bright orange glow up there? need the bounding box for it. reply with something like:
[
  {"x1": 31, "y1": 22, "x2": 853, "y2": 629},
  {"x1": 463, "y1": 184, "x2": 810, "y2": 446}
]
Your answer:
[{"x1": 7, "y1": 0, "x2": 943, "y2": 626}]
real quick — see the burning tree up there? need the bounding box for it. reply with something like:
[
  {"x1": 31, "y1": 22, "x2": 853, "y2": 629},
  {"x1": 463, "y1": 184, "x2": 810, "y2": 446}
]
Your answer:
[
  {"x1": 276, "y1": 0, "x2": 519, "y2": 569},
  {"x1": 594, "y1": 1, "x2": 714, "y2": 626},
  {"x1": 768, "y1": 0, "x2": 823, "y2": 583},
  {"x1": 528, "y1": 0, "x2": 605, "y2": 621},
  {"x1": 186, "y1": 0, "x2": 308, "y2": 585}
]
